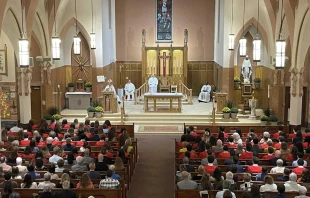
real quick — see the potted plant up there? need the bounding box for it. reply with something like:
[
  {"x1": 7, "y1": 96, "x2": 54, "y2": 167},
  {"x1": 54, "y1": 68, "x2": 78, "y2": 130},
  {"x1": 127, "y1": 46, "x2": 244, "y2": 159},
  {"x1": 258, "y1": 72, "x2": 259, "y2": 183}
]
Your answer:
[
  {"x1": 260, "y1": 115, "x2": 269, "y2": 125},
  {"x1": 95, "y1": 106, "x2": 104, "y2": 118},
  {"x1": 43, "y1": 114, "x2": 52, "y2": 124},
  {"x1": 52, "y1": 114, "x2": 62, "y2": 122},
  {"x1": 85, "y1": 82, "x2": 92, "y2": 92},
  {"x1": 269, "y1": 115, "x2": 278, "y2": 126},
  {"x1": 230, "y1": 108, "x2": 238, "y2": 119},
  {"x1": 68, "y1": 82, "x2": 75, "y2": 92},
  {"x1": 226, "y1": 101, "x2": 233, "y2": 109},
  {"x1": 234, "y1": 77, "x2": 240, "y2": 89},
  {"x1": 87, "y1": 106, "x2": 96, "y2": 118},
  {"x1": 254, "y1": 78, "x2": 261, "y2": 89},
  {"x1": 222, "y1": 107, "x2": 231, "y2": 119}
]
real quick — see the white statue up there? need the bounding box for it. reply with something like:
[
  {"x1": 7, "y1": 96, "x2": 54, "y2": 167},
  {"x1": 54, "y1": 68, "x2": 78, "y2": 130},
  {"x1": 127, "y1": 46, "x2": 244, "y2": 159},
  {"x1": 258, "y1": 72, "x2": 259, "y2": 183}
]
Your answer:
[
  {"x1": 241, "y1": 55, "x2": 252, "y2": 83},
  {"x1": 148, "y1": 74, "x2": 158, "y2": 93},
  {"x1": 124, "y1": 80, "x2": 135, "y2": 100},
  {"x1": 104, "y1": 79, "x2": 120, "y2": 103},
  {"x1": 198, "y1": 83, "x2": 211, "y2": 103}
]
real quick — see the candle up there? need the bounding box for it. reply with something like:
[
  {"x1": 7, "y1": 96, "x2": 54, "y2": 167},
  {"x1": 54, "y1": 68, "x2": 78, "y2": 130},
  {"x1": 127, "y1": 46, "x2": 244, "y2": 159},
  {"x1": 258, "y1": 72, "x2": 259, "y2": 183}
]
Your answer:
[
  {"x1": 58, "y1": 85, "x2": 60, "y2": 89},
  {"x1": 267, "y1": 85, "x2": 270, "y2": 99}
]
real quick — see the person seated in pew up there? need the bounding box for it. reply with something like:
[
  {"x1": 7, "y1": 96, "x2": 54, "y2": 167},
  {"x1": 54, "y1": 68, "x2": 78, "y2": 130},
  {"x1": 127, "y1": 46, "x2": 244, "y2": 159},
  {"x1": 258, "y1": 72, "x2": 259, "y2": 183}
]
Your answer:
[
  {"x1": 180, "y1": 157, "x2": 195, "y2": 172},
  {"x1": 95, "y1": 134, "x2": 106, "y2": 147},
  {"x1": 62, "y1": 138, "x2": 75, "y2": 152},
  {"x1": 76, "y1": 173, "x2": 95, "y2": 189},
  {"x1": 184, "y1": 128, "x2": 196, "y2": 142},
  {"x1": 273, "y1": 126, "x2": 284, "y2": 140},
  {"x1": 216, "y1": 171, "x2": 238, "y2": 191},
  {"x1": 199, "y1": 142, "x2": 213, "y2": 159},
  {"x1": 263, "y1": 140, "x2": 276, "y2": 153},
  {"x1": 270, "y1": 159, "x2": 285, "y2": 174},
  {"x1": 252, "y1": 138, "x2": 261, "y2": 156},
  {"x1": 215, "y1": 180, "x2": 236, "y2": 198},
  {"x1": 218, "y1": 145, "x2": 231, "y2": 159},
  {"x1": 259, "y1": 131, "x2": 272, "y2": 144},
  {"x1": 240, "y1": 173, "x2": 253, "y2": 191},
  {"x1": 274, "y1": 136, "x2": 285, "y2": 150},
  {"x1": 109, "y1": 165, "x2": 121, "y2": 180},
  {"x1": 224, "y1": 150, "x2": 236, "y2": 166},
  {"x1": 239, "y1": 143, "x2": 253, "y2": 159},
  {"x1": 49, "y1": 146, "x2": 63, "y2": 165},
  {"x1": 46, "y1": 137, "x2": 54, "y2": 152},
  {"x1": 295, "y1": 186, "x2": 310, "y2": 198},
  {"x1": 292, "y1": 153, "x2": 308, "y2": 167},
  {"x1": 235, "y1": 143, "x2": 244, "y2": 156},
  {"x1": 179, "y1": 142, "x2": 187, "y2": 153},
  {"x1": 6, "y1": 147, "x2": 18, "y2": 164},
  {"x1": 297, "y1": 169, "x2": 310, "y2": 184},
  {"x1": 247, "y1": 157, "x2": 262, "y2": 173},
  {"x1": 114, "y1": 157, "x2": 125, "y2": 171},
  {"x1": 193, "y1": 165, "x2": 205, "y2": 180},
  {"x1": 99, "y1": 169, "x2": 120, "y2": 189},
  {"x1": 277, "y1": 168, "x2": 291, "y2": 182},
  {"x1": 176, "y1": 171, "x2": 198, "y2": 190},
  {"x1": 38, "y1": 172, "x2": 56, "y2": 189},
  {"x1": 15, "y1": 157, "x2": 27, "y2": 173},
  {"x1": 179, "y1": 144, "x2": 198, "y2": 159},
  {"x1": 20, "y1": 133, "x2": 30, "y2": 146},
  {"x1": 55, "y1": 159, "x2": 65, "y2": 172},
  {"x1": 259, "y1": 175, "x2": 277, "y2": 192},
  {"x1": 95, "y1": 154, "x2": 109, "y2": 171},
  {"x1": 274, "y1": 184, "x2": 288, "y2": 198},
  {"x1": 232, "y1": 132, "x2": 242, "y2": 144},
  {"x1": 56, "y1": 173, "x2": 75, "y2": 189},
  {"x1": 270, "y1": 150, "x2": 286, "y2": 166},
  {"x1": 201, "y1": 149, "x2": 217, "y2": 165},
  {"x1": 0, "y1": 172, "x2": 18, "y2": 188},
  {"x1": 21, "y1": 173, "x2": 38, "y2": 188},
  {"x1": 87, "y1": 162, "x2": 101, "y2": 180},
  {"x1": 292, "y1": 159, "x2": 306, "y2": 175},
  {"x1": 289, "y1": 126, "x2": 299, "y2": 139},
  {"x1": 204, "y1": 156, "x2": 217, "y2": 174},
  {"x1": 24, "y1": 164, "x2": 40, "y2": 179},
  {"x1": 81, "y1": 148, "x2": 93, "y2": 166},
  {"x1": 56, "y1": 180, "x2": 77, "y2": 198},
  {"x1": 212, "y1": 139, "x2": 224, "y2": 154},
  {"x1": 198, "y1": 173, "x2": 214, "y2": 191},
  {"x1": 256, "y1": 166, "x2": 268, "y2": 181},
  {"x1": 71, "y1": 156, "x2": 87, "y2": 171},
  {"x1": 48, "y1": 164, "x2": 59, "y2": 180},
  {"x1": 284, "y1": 173, "x2": 301, "y2": 192},
  {"x1": 227, "y1": 136, "x2": 237, "y2": 148},
  {"x1": 262, "y1": 147, "x2": 276, "y2": 160}
]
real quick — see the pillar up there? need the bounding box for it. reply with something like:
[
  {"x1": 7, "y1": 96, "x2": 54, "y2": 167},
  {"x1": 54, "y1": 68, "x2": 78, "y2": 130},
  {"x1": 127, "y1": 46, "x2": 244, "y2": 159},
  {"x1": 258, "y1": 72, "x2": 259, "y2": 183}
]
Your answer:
[
  {"x1": 289, "y1": 67, "x2": 304, "y2": 125},
  {"x1": 17, "y1": 68, "x2": 32, "y2": 124}
]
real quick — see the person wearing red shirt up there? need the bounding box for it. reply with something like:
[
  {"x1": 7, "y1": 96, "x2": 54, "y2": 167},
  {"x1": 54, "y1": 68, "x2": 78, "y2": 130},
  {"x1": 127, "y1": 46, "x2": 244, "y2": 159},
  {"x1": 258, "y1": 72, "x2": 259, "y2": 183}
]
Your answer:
[
  {"x1": 204, "y1": 155, "x2": 217, "y2": 174},
  {"x1": 21, "y1": 146, "x2": 35, "y2": 159},
  {"x1": 95, "y1": 134, "x2": 106, "y2": 146},
  {"x1": 273, "y1": 126, "x2": 284, "y2": 139},
  {"x1": 226, "y1": 136, "x2": 237, "y2": 149},
  {"x1": 239, "y1": 143, "x2": 253, "y2": 160},
  {"x1": 20, "y1": 133, "x2": 30, "y2": 146},
  {"x1": 218, "y1": 145, "x2": 231, "y2": 159},
  {"x1": 262, "y1": 147, "x2": 275, "y2": 160},
  {"x1": 292, "y1": 159, "x2": 306, "y2": 175},
  {"x1": 274, "y1": 136, "x2": 285, "y2": 150},
  {"x1": 288, "y1": 126, "x2": 298, "y2": 139},
  {"x1": 303, "y1": 128, "x2": 310, "y2": 138},
  {"x1": 179, "y1": 144, "x2": 198, "y2": 159},
  {"x1": 247, "y1": 157, "x2": 262, "y2": 173}
]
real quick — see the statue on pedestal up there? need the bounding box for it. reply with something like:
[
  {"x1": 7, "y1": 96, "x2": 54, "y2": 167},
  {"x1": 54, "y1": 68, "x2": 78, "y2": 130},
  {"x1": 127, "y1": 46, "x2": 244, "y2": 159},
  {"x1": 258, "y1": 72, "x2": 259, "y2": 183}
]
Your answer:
[
  {"x1": 241, "y1": 55, "x2": 252, "y2": 83},
  {"x1": 249, "y1": 92, "x2": 257, "y2": 120}
]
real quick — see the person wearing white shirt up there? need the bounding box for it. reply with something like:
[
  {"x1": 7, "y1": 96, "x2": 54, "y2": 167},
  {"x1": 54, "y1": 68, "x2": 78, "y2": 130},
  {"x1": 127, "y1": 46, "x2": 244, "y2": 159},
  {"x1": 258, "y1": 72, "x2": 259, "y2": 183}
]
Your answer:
[
  {"x1": 37, "y1": 173, "x2": 56, "y2": 189},
  {"x1": 259, "y1": 131, "x2": 271, "y2": 144},
  {"x1": 292, "y1": 153, "x2": 308, "y2": 167},
  {"x1": 270, "y1": 159, "x2": 285, "y2": 174},
  {"x1": 148, "y1": 74, "x2": 158, "y2": 93},
  {"x1": 284, "y1": 173, "x2": 301, "y2": 192},
  {"x1": 49, "y1": 147, "x2": 63, "y2": 165},
  {"x1": 16, "y1": 157, "x2": 27, "y2": 173},
  {"x1": 215, "y1": 180, "x2": 236, "y2": 198},
  {"x1": 239, "y1": 173, "x2": 253, "y2": 191},
  {"x1": 198, "y1": 83, "x2": 211, "y2": 103},
  {"x1": 124, "y1": 80, "x2": 135, "y2": 100},
  {"x1": 104, "y1": 79, "x2": 120, "y2": 103},
  {"x1": 10, "y1": 124, "x2": 21, "y2": 132},
  {"x1": 232, "y1": 133, "x2": 242, "y2": 144},
  {"x1": 259, "y1": 175, "x2": 277, "y2": 192}
]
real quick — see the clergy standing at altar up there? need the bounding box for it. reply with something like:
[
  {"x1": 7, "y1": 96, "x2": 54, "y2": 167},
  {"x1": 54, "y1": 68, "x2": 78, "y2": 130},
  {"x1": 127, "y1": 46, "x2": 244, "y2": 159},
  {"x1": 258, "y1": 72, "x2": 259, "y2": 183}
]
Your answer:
[
  {"x1": 148, "y1": 74, "x2": 158, "y2": 93},
  {"x1": 104, "y1": 79, "x2": 120, "y2": 102},
  {"x1": 124, "y1": 79, "x2": 135, "y2": 100},
  {"x1": 198, "y1": 83, "x2": 211, "y2": 103}
]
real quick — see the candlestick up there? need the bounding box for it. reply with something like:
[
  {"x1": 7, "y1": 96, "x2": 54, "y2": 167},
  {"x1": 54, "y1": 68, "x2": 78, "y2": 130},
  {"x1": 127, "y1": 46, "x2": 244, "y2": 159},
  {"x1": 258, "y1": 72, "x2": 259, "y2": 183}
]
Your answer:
[{"x1": 267, "y1": 85, "x2": 270, "y2": 98}]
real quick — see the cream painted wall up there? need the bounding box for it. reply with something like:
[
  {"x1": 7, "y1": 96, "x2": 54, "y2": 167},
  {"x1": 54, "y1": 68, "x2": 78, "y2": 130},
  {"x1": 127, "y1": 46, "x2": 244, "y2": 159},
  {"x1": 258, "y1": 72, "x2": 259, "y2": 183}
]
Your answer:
[
  {"x1": 115, "y1": 0, "x2": 215, "y2": 61},
  {"x1": 0, "y1": 31, "x2": 16, "y2": 82}
]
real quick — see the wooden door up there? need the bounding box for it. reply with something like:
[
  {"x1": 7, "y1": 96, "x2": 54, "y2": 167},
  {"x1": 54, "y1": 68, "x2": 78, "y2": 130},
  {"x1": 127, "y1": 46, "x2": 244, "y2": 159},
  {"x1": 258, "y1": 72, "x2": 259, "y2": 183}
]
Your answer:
[{"x1": 31, "y1": 86, "x2": 42, "y2": 124}]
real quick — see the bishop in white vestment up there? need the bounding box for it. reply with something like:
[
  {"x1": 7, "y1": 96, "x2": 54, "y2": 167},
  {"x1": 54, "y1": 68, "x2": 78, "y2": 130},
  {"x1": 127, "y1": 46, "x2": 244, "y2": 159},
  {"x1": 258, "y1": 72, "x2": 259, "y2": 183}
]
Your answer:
[
  {"x1": 198, "y1": 84, "x2": 211, "y2": 103},
  {"x1": 104, "y1": 80, "x2": 120, "y2": 102},
  {"x1": 124, "y1": 80, "x2": 135, "y2": 100},
  {"x1": 148, "y1": 74, "x2": 158, "y2": 93}
]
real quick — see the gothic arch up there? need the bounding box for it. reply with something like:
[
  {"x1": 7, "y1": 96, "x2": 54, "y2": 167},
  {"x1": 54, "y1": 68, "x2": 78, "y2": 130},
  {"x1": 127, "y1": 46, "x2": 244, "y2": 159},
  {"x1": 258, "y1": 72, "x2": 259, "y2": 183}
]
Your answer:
[
  {"x1": 0, "y1": 0, "x2": 9, "y2": 37},
  {"x1": 25, "y1": 0, "x2": 40, "y2": 41},
  {"x1": 264, "y1": 0, "x2": 276, "y2": 37}
]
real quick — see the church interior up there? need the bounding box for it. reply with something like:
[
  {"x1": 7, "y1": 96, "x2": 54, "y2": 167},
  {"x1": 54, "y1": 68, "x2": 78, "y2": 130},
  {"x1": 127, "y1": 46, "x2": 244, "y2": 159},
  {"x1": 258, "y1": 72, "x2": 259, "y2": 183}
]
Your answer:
[{"x1": 1, "y1": 0, "x2": 310, "y2": 197}]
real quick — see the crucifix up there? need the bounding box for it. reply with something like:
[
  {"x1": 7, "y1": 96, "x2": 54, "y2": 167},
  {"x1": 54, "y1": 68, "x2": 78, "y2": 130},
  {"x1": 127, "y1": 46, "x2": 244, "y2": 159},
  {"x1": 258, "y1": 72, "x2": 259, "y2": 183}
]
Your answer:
[{"x1": 159, "y1": 52, "x2": 171, "y2": 77}]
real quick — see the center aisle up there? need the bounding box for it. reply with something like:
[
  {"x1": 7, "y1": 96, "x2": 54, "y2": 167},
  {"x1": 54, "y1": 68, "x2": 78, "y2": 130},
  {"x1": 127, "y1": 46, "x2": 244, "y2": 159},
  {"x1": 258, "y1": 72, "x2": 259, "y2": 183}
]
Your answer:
[{"x1": 128, "y1": 134, "x2": 179, "y2": 198}]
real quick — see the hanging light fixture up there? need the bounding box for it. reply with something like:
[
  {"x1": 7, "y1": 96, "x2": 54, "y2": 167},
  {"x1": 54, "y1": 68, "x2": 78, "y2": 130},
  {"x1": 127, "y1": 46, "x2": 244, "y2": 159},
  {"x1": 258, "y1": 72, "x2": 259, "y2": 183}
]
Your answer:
[
  {"x1": 52, "y1": 0, "x2": 61, "y2": 60},
  {"x1": 19, "y1": 0, "x2": 29, "y2": 67},
  {"x1": 228, "y1": 0, "x2": 234, "y2": 50},
  {"x1": 276, "y1": 0, "x2": 286, "y2": 69},
  {"x1": 73, "y1": 0, "x2": 81, "y2": 55},
  {"x1": 253, "y1": 0, "x2": 261, "y2": 62},
  {"x1": 239, "y1": 0, "x2": 246, "y2": 57},
  {"x1": 90, "y1": 0, "x2": 96, "y2": 49}
]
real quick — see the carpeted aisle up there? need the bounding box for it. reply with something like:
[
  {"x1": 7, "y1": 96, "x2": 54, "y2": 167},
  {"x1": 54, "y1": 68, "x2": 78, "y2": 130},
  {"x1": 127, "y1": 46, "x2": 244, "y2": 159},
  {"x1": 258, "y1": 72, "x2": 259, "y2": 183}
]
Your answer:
[{"x1": 128, "y1": 134, "x2": 179, "y2": 198}]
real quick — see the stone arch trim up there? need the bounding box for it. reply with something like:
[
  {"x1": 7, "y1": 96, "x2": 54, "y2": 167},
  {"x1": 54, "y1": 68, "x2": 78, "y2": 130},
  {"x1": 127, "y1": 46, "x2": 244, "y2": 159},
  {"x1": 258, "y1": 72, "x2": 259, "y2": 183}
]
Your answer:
[
  {"x1": 264, "y1": 0, "x2": 276, "y2": 38},
  {"x1": 31, "y1": 31, "x2": 43, "y2": 56},
  {"x1": 0, "y1": 0, "x2": 9, "y2": 37},
  {"x1": 284, "y1": 0, "x2": 295, "y2": 49},
  {"x1": 25, "y1": 0, "x2": 40, "y2": 42},
  {"x1": 48, "y1": 0, "x2": 61, "y2": 37},
  {"x1": 229, "y1": 17, "x2": 269, "y2": 67}
]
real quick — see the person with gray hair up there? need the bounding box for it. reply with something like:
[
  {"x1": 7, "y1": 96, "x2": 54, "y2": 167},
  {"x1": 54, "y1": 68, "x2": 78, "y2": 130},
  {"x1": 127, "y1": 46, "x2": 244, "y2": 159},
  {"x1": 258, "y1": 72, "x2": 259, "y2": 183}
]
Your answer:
[
  {"x1": 16, "y1": 157, "x2": 27, "y2": 172},
  {"x1": 295, "y1": 186, "x2": 310, "y2": 198},
  {"x1": 284, "y1": 173, "x2": 301, "y2": 192},
  {"x1": 217, "y1": 171, "x2": 237, "y2": 191},
  {"x1": 177, "y1": 171, "x2": 198, "y2": 190},
  {"x1": 212, "y1": 139, "x2": 224, "y2": 153},
  {"x1": 71, "y1": 156, "x2": 87, "y2": 171},
  {"x1": 179, "y1": 157, "x2": 194, "y2": 172},
  {"x1": 38, "y1": 185, "x2": 56, "y2": 198},
  {"x1": 215, "y1": 180, "x2": 236, "y2": 198},
  {"x1": 240, "y1": 173, "x2": 252, "y2": 191},
  {"x1": 81, "y1": 148, "x2": 93, "y2": 166},
  {"x1": 37, "y1": 172, "x2": 56, "y2": 189},
  {"x1": 270, "y1": 159, "x2": 285, "y2": 173},
  {"x1": 56, "y1": 181, "x2": 77, "y2": 198},
  {"x1": 9, "y1": 192, "x2": 20, "y2": 198}
]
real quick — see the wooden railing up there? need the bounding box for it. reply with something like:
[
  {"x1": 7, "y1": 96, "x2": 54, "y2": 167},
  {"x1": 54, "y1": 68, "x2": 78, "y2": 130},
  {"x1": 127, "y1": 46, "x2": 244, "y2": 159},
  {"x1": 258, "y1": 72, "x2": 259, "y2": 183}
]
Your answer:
[
  {"x1": 134, "y1": 81, "x2": 148, "y2": 104},
  {"x1": 178, "y1": 81, "x2": 193, "y2": 104},
  {"x1": 121, "y1": 96, "x2": 125, "y2": 124}
]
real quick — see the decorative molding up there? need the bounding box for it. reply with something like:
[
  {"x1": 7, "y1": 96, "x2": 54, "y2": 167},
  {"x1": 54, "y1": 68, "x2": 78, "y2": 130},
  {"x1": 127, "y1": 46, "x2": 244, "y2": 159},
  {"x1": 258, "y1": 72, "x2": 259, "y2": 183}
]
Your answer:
[
  {"x1": 273, "y1": 70, "x2": 278, "y2": 86},
  {"x1": 299, "y1": 67, "x2": 304, "y2": 97},
  {"x1": 39, "y1": 61, "x2": 52, "y2": 85},
  {"x1": 16, "y1": 67, "x2": 32, "y2": 96},
  {"x1": 289, "y1": 67, "x2": 298, "y2": 97},
  {"x1": 280, "y1": 70, "x2": 285, "y2": 86}
]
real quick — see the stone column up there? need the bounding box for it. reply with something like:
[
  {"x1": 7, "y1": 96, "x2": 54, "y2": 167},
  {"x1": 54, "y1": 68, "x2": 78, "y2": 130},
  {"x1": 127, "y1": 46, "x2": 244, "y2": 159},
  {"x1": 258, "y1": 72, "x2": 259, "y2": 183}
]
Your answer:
[
  {"x1": 39, "y1": 61, "x2": 53, "y2": 114},
  {"x1": 289, "y1": 67, "x2": 304, "y2": 125},
  {"x1": 17, "y1": 67, "x2": 32, "y2": 124}
]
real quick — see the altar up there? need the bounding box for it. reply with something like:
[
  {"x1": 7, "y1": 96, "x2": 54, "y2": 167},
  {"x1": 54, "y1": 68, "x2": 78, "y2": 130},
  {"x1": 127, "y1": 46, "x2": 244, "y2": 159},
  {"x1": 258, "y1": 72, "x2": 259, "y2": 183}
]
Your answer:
[
  {"x1": 144, "y1": 93, "x2": 183, "y2": 112},
  {"x1": 65, "y1": 92, "x2": 92, "y2": 110}
]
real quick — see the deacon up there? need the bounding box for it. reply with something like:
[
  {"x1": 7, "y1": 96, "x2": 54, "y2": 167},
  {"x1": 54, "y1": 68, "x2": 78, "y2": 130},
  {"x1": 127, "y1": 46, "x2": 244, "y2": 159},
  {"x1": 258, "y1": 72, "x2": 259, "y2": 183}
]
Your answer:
[
  {"x1": 104, "y1": 79, "x2": 120, "y2": 103},
  {"x1": 124, "y1": 80, "x2": 135, "y2": 100},
  {"x1": 148, "y1": 74, "x2": 158, "y2": 93},
  {"x1": 198, "y1": 83, "x2": 211, "y2": 103},
  {"x1": 241, "y1": 55, "x2": 252, "y2": 83}
]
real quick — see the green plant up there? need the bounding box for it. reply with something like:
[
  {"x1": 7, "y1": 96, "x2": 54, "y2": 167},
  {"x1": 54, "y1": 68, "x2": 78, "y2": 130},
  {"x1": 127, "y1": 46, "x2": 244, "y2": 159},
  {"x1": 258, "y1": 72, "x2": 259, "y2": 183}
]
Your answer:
[
  {"x1": 234, "y1": 77, "x2": 240, "y2": 82},
  {"x1": 269, "y1": 115, "x2": 278, "y2": 122},
  {"x1": 92, "y1": 100, "x2": 100, "y2": 107},
  {"x1": 43, "y1": 114, "x2": 52, "y2": 120},
  {"x1": 68, "y1": 82, "x2": 75, "y2": 87},
  {"x1": 231, "y1": 108, "x2": 238, "y2": 113},
  {"x1": 260, "y1": 115, "x2": 269, "y2": 121},
  {"x1": 52, "y1": 114, "x2": 62, "y2": 120},
  {"x1": 254, "y1": 78, "x2": 261, "y2": 83},
  {"x1": 47, "y1": 106, "x2": 59, "y2": 116},
  {"x1": 95, "y1": 106, "x2": 104, "y2": 112},
  {"x1": 222, "y1": 107, "x2": 231, "y2": 113},
  {"x1": 87, "y1": 106, "x2": 96, "y2": 112},
  {"x1": 226, "y1": 101, "x2": 233, "y2": 109},
  {"x1": 264, "y1": 108, "x2": 271, "y2": 117},
  {"x1": 85, "y1": 82, "x2": 92, "y2": 87}
]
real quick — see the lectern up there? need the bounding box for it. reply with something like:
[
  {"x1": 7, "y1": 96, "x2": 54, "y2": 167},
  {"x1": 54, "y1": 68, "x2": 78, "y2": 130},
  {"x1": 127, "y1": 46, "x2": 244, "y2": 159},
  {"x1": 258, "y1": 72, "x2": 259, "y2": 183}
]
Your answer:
[
  {"x1": 216, "y1": 93, "x2": 228, "y2": 113},
  {"x1": 101, "y1": 91, "x2": 118, "y2": 113}
]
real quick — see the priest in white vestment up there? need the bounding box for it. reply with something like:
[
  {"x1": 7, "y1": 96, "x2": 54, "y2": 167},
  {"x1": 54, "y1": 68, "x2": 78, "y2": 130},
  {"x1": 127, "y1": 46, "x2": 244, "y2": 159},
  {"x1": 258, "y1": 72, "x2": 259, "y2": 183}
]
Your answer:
[
  {"x1": 104, "y1": 79, "x2": 120, "y2": 103},
  {"x1": 198, "y1": 83, "x2": 211, "y2": 103},
  {"x1": 148, "y1": 74, "x2": 158, "y2": 93},
  {"x1": 124, "y1": 80, "x2": 135, "y2": 100}
]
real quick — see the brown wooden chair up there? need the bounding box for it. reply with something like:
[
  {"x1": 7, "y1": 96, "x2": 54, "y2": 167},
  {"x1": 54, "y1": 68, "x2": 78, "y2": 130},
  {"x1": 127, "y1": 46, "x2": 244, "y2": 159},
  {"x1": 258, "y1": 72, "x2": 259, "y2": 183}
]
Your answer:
[{"x1": 159, "y1": 77, "x2": 170, "y2": 92}]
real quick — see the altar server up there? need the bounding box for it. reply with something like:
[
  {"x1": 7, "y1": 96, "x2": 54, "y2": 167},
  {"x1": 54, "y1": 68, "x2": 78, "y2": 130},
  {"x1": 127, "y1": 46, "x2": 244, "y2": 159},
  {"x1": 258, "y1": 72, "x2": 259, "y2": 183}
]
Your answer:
[
  {"x1": 198, "y1": 83, "x2": 211, "y2": 103},
  {"x1": 124, "y1": 80, "x2": 135, "y2": 100},
  {"x1": 148, "y1": 74, "x2": 158, "y2": 93}
]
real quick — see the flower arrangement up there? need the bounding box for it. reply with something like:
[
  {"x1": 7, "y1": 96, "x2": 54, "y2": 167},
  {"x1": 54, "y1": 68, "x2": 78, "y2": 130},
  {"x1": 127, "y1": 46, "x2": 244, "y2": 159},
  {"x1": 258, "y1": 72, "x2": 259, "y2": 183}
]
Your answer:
[
  {"x1": 269, "y1": 115, "x2": 278, "y2": 122},
  {"x1": 52, "y1": 114, "x2": 62, "y2": 120},
  {"x1": 87, "y1": 106, "x2": 96, "y2": 112},
  {"x1": 85, "y1": 82, "x2": 92, "y2": 87},
  {"x1": 68, "y1": 82, "x2": 75, "y2": 87},
  {"x1": 95, "y1": 106, "x2": 104, "y2": 112},
  {"x1": 222, "y1": 107, "x2": 231, "y2": 113},
  {"x1": 260, "y1": 115, "x2": 269, "y2": 121},
  {"x1": 230, "y1": 108, "x2": 238, "y2": 113},
  {"x1": 234, "y1": 77, "x2": 240, "y2": 82},
  {"x1": 254, "y1": 78, "x2": 261, "y2": 83},
  {"x1": 43, "y1": 114, "x2": 52, "y2": 120}
]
